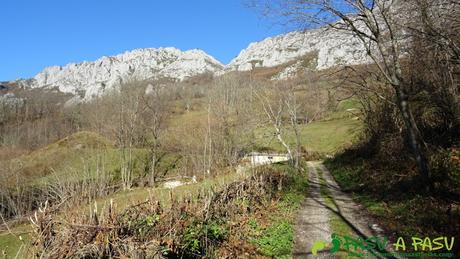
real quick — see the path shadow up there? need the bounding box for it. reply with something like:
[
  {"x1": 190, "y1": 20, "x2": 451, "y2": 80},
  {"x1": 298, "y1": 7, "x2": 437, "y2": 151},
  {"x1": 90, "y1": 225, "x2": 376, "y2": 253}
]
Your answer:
[{"x1": 308, "y1": 174, "x2": 398, "y2": 259}]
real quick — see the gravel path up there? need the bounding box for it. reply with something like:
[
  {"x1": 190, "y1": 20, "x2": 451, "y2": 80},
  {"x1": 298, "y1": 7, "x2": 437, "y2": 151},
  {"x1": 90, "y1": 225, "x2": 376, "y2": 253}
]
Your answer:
[
  {"x1": 293, "y1": 161, "x2": 389, "y2": 259},
  {"x1": 293, "y1": 162, "x2": 334, "y2": 258}
]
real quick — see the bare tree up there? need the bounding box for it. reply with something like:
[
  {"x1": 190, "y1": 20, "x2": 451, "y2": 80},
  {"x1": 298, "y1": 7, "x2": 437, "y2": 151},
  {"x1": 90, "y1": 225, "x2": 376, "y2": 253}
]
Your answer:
[
  {"x1": 116, "y1": 84, "x2": 142, "y2": 190},
  {"x1": 256, "y1": 87, "x2": 294, "y2": 161},
  {"x1": 251, "y1": 0, "x2": 435, "y2": 185},
  {"x1": 285, "y1": 90, "x2": 301, "y2": 168},
  {"x1": 204, "y1": 98, "x2": 213, "y2": 177},
  {"x1": 140, "y1": 83, "x2": 169, "y2": 185}
]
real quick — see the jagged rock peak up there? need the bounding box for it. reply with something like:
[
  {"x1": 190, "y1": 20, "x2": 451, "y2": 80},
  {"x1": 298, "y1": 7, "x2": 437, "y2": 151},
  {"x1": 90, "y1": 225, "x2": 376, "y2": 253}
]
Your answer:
[
  {"x1": 27, "y1": 47, "x2": 224, "y2": 100},
  {"x1": 227, "y1": 27, "x2": 371, "y2": 72}
]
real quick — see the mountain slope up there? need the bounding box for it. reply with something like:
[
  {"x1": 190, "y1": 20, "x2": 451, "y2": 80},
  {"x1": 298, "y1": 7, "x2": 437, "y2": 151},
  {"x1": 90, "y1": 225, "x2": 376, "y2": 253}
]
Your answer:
[
  {"x1": 227, "y1": 27, "x2": 370, "y2": 72},
  {"x1": 24, "y1": 48, "x2": 224, "y2": 100}
]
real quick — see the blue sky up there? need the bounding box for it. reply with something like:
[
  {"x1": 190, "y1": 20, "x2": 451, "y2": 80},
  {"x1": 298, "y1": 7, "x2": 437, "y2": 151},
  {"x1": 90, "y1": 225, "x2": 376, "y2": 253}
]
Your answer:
[{"x1": 0, "y1": 0, "x2": 285, "y2": 81}]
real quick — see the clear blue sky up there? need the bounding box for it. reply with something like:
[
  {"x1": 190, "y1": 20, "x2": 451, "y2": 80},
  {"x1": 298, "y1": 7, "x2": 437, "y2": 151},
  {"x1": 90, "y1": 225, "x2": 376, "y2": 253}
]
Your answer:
[{"x1": 0, "y1": 0, "x2": 285, "y2": 81}]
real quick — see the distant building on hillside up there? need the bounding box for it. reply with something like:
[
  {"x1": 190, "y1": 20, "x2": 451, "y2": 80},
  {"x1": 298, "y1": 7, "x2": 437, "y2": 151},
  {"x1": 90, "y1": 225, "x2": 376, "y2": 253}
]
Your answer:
[{"x1": 244, "y1": 152, "x2": 290, "y2": 166}]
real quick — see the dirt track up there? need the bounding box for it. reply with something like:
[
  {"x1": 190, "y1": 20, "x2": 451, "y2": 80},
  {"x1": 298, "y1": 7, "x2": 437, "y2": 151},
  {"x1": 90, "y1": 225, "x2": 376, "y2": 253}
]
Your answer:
[{"x1": 293, "y1": 161, "x2": 389, "y2": 258}]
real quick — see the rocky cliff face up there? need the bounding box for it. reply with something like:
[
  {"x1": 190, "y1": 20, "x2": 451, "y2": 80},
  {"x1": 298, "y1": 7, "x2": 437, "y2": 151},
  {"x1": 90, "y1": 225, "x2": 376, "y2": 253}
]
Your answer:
[
  {"x1": 227, "y1": 27, "x2": 370, "y2": 72},
  {"x1": 24, "y1": 48, "x2": 224, "y2": 100}
]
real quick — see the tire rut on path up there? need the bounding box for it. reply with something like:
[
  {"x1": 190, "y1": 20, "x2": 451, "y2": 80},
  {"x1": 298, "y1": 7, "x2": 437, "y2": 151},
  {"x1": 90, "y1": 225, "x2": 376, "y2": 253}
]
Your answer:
[{"x1": 293, "y1": 161, "x2": 389, "y2": 259}]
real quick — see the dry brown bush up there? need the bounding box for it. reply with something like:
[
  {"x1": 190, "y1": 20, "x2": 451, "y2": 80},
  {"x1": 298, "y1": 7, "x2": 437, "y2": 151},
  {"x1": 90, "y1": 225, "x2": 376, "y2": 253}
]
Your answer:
[{"x1": 29, "y1": 169, "x2": 287, "y2": 258}]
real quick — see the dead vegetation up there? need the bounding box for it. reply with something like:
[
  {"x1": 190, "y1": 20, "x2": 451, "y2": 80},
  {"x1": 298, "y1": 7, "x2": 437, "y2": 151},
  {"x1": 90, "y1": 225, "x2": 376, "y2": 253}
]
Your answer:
[{"x1": 29, "y1": 169, "x2": 289, "y2": 258}]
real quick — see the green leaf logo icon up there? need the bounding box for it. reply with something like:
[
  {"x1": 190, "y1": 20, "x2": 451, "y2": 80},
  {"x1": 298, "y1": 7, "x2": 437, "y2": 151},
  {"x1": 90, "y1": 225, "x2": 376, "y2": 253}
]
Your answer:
[{"x1": 311, "y1": 240, "x2": 327, "y2": 255}]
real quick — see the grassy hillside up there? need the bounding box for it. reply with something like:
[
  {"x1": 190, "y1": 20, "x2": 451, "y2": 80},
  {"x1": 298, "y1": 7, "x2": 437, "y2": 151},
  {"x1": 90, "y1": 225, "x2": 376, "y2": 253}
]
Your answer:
[
  {"x1": 7, "y1": 99, "x2": 363, "y2": 188},
  {"x1": 2, "y1": 131, "x2": 113, "y2": 183},
  {"x1": 254, "y1": 117, "x2": 360, "y2": 154},
  {"x1": 254, "y1": 100, "x2": 362, "y2": 156},
  {"x1": 1, "y1": 131, "x2": 154, "y2": 187}
]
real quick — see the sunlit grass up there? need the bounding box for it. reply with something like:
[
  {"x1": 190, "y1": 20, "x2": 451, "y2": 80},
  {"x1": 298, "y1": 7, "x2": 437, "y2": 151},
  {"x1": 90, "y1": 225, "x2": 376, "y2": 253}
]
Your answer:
[
  {"x1": 0, "y1": 224, "x2": 30, "y2": 258},
  {"x1": 70, "y1": 169, "x2": 246, "y2": 215},
  {"x1": 254, "y1": 117, "x2": 361, "y2": 155}
]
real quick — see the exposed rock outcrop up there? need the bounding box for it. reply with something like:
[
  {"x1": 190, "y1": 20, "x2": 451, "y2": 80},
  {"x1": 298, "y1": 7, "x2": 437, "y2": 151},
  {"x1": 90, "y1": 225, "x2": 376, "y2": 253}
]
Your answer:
[{"x1": 22, "y1": 48, "x2": 224, "y2": 100}]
